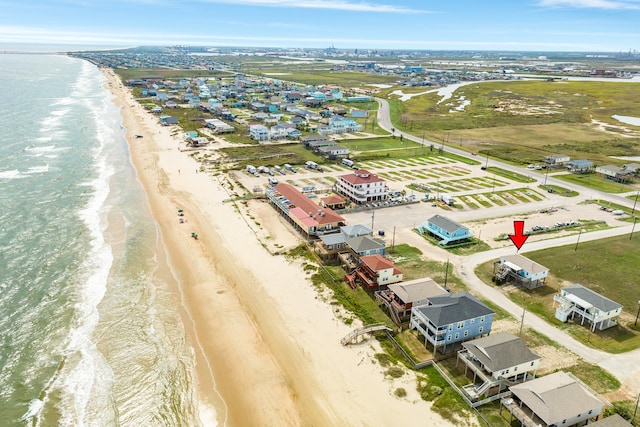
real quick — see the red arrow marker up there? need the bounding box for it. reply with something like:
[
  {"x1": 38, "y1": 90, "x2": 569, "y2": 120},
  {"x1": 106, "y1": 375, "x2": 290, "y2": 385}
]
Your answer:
[{"x1": 509, "y1": 220, "x2": 529, "y2": 250}]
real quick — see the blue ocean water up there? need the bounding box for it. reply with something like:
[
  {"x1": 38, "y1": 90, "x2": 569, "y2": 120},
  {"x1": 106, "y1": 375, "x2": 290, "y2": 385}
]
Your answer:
[{"x1": 0, "y1": 54, "x2": 200, "y2": 426}]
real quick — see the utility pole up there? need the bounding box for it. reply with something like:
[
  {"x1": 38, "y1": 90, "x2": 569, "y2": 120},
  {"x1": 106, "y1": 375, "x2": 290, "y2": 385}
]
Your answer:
[
  {"x1": 392, "y1": 226, "x2": 396, "y2": 250},
  {"x1": 371, "y1": 208, "x2": 375, "y2": 231},
  {"x1": 574, "y1": 229, "x2": 584, "y2": 251},
  {"x1": 519, "y1": 308, "x2": 526, "y2": 337},
  {"x1": 632, "y1": 189, "x2": 640, "y2": 215},
  {"x1": 543, "y1": 164, "x2": 550, "y2": 186},
  {"x1": 444, "y1": 259, "x2": 450, "y2": 289},
  {"x1": 631, "y1": 216, "x2": 637, "y2": 240}
]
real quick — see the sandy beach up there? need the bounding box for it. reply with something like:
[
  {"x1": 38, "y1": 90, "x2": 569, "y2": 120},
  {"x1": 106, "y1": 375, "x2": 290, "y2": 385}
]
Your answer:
[{"x1": 102, "y1": 69, "x2": 456, "y2": 426}]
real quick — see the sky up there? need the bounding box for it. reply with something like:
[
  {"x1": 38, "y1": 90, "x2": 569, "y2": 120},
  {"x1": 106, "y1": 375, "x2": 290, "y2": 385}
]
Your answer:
[{"x1": 0, "y1": 0, "x2": 639, "y2": 52}]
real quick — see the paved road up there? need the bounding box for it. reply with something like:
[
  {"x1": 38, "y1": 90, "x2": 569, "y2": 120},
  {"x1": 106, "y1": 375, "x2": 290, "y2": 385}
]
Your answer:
[{"x1": 372, "y1": 96, "x2": 640, "y2": 394}]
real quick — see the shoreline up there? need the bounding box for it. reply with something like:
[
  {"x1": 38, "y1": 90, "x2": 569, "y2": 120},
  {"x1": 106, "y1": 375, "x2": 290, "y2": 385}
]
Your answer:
[{"x1": 101, "y1": 67, "x2": 454, "y2": 426}]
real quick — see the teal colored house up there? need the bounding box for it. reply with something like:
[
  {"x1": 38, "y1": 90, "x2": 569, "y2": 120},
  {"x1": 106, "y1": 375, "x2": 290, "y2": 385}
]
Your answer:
[{"x1": 419, "y1": 215, "x2": 473, "y2": 246}]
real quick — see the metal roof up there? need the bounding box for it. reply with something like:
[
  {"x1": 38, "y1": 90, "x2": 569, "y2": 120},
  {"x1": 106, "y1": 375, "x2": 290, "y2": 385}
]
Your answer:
[
  {"x1": 428, "y1": 214, "x2": 467, "y2": 234},
  {"x1": 462, "y1": 332, "x2": 539, "y2": 373},
  {"x1": 562, "y1": 284, "x2": 622, "y2": 312}
]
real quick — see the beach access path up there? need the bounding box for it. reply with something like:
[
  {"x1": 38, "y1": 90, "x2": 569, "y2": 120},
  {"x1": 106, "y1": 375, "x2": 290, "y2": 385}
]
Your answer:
[{"x1": 103, "y1": 69, "x2": 457, "y2": 427}]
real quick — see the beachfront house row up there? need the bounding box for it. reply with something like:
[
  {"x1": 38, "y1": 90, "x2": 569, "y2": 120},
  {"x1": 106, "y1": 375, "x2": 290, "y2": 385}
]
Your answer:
[
  {"x1": 494, "y1": 254, "x2": 549, "y2": 289},
  {"x1": 502, "y1": 371, "x2": 605, "y2": 427},
  {"x1": 266, "y1": 183, "x2": 345, "y2": 238},
  {"x1": 457, "y1": 332, "x2": 540, "y2": 400},
  {"x1": 553, "y1": 284, "x2": 622, "y2": 331},
  {"x1": 409, "y1": 292, "x2": 494, "y2": 354},
  {"x1": 418, "y1": 215, "x2": 473, "y2": 246},
  {"x1": 346, "y1": 254, "x2": 403, "y2": 290},
  {"x1": 375, "y1": 277, "x2": 449, "y2": 325},
  {"x1": 335, "y1": 169, "x2": 388, "y2": 204}
]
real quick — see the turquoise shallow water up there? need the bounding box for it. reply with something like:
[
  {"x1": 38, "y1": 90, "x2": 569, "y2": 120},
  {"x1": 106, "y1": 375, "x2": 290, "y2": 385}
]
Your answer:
[{"x1": 0, "y1": 54, "x2": 200, "y2": 426}]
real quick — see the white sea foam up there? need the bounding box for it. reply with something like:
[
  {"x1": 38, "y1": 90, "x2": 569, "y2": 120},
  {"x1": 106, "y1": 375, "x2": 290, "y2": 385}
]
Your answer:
[
  {"x1": 26, "y1": 165, "x2": 49, "y2": 174},
  {"x1": 27, "y1": 145, "x2": 57, "y2": 152},
  {"x1": 42, "y1": 66, "x2": 117, "y2": 426},
  {"x1": 0, "y1": 169, "x2": 23, "y2": 179},
  {"x1": 17, "y1": 399, "x2": 44, "y2": 422}
]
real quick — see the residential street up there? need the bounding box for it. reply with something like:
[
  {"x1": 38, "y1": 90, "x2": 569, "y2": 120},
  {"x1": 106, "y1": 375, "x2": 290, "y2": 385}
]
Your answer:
[{"x1": 372, "y1": 96, "x2": 640, "y2": 395}]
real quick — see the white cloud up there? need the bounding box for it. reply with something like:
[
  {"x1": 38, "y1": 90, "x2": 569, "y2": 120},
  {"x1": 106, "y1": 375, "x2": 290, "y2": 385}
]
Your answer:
[
  {"x1": 197, "y1": 0, "x2": 427, "y2": 13},
  {"x1": 0, "y1": 25, "x2": 617, "y2": 51},
  {"x1": 537, "y1": 0, "x2": 640, "y2": 9}
]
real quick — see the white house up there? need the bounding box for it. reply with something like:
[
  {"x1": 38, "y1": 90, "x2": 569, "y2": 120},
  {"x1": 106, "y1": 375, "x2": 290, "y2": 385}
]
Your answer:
[
  {"x1": 553, "y1": 284, "x2": 622, "y2": 331},
  {"x1": 335, "y1": 169, "x2": 388, "y2": 204},
  {"x1": 595, "y1": 164, "x2": 633, "y2": 182},
  {"x1": 543, "y1": 153, "x2": 571, "y2": 166},
  {"x1": 269, "y1": 123, "x2": 289, "y2": 140},
  {"x1": 249, "y1": 124, "x2": 270, "y2": 142}
]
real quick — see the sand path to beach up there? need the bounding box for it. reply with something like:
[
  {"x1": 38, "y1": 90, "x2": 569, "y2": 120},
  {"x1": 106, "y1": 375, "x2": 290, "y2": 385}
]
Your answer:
[{"x1": 103, "y1": 69, "x2": 455, "y2": 427}]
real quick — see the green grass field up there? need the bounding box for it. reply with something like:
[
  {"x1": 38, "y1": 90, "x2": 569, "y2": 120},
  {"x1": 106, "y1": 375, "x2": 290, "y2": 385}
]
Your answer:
[
  {"x1": 555, "y1": 173, "x2": 637, "y2": 193},
  {"x1": 383, "y1": 80, "x2": 640, "y2": 166},
  {"x1": 476, "y1": 234, "x2": 640, "y2": 353}
]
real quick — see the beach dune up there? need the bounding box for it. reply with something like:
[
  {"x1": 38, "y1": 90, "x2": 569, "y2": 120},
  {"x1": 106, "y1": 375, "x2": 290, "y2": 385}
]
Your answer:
[{"x1": 104, "y1": 69, "x2": 455, "y2": 427}]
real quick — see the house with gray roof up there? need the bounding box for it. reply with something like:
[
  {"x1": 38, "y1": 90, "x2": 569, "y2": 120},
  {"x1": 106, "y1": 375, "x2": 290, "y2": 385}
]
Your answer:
[
  {"x1": 375, "y1": 277, "x2": 448, "y2": 325},
  {"x1": 409, "y1": 292, "x2": 494, "y2": 354},
  {"x1": 340, "y1": 224, "x2": 372, "y2": 238},
  {"x1": 596, "y1": 164, "x2": 633, "y2": 183},
  {"x1": 494, "y1": 254, "x2": 549, "y2": 289},
  {"x1": 345, "y1": 235, "x2": 385, "y2": 257},
  {"x1": 553, "y1": 284, "x2": 622, "y2": 331},
  {"x1": 587, "y1": 414, "x2": 633, "y2": 427},
  {"x1": 317, "y1": 144, "x2": 350, "y2": 159},
  {"x1": 502, "y1": 371, "x2": 605, "y2": 427},
  {"x1": 566, "y1": 159, "x2": 594, "y2": 173},
  {"x1": 418, "y1": 214, "x2": 473, "y2": 246},
  {"x1": 457, "y1": 333, "x2": 540, "y2": 400},
  {"x1": 314, "y1": 232, "x2": 347, "y2": 264},
  {"x1": 623, "y1": 163, "x2": 640, "y2": 174}
]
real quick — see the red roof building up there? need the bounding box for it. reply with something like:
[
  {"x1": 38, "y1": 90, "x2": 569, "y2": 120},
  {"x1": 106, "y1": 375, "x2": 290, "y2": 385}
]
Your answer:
[
  {"x1": 266, "y1": 183, "x2": 345, "y2": 237},
  {"x1": 347, "y1": 254, "x2": 403, "y2": 290}
]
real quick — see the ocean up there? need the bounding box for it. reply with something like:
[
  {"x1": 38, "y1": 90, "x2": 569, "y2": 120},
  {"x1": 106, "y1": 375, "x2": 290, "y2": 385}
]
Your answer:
[{"x1": 0, "y1": 54, "x2": 202, "y2": 426}]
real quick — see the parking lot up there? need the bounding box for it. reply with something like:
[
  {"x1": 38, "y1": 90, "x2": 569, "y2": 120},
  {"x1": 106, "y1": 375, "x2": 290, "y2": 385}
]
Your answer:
[{"x1": 234, "y1": 155, "x2": 549, "y2": 212}]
